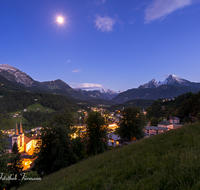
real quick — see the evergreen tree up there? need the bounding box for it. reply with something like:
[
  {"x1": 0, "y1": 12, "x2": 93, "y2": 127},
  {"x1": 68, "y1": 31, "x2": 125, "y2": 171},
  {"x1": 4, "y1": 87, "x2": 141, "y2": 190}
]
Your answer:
[
  {"x1": 86, "y1": 111, "x2": 106, "y2": 155},
  {"x1": 9, "y1": 141, "x2": 23, "y2": 188},
  {"x1": 12, "y1": 141, "x2": 18, "y2": 154}
]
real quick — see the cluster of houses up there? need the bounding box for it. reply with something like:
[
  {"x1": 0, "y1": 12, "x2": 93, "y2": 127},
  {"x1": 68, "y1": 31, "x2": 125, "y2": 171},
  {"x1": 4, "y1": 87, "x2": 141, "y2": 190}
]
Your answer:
[
  {"x1": 12, "y1": 112, "x2": 22, "y2": 118},
  {"x1": 145, "y1": 116, "x2": 183, "y2": 136},
  {"x1": 2, "y1": 105, "x2": 186, "y2": 170},
  {"x1": 77, "y1": 108, "x2": 183, "y2": 146}
]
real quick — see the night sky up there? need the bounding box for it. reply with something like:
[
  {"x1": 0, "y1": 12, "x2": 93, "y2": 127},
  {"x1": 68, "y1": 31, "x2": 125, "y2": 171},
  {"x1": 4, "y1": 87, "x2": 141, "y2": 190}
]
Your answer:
[{"x1": 1, "y1": 0, "x2": 200, "y2": 91}]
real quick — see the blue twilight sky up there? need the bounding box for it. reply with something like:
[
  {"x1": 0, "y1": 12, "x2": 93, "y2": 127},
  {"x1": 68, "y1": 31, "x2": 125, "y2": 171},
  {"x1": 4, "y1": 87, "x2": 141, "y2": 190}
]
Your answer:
[{"x1": 0, "y1": 0, "x2": 200, "y2": 92}]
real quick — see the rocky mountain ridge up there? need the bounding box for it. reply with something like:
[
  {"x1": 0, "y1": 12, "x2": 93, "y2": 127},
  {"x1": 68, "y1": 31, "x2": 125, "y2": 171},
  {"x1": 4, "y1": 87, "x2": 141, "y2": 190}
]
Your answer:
[
  {"x1": 113, "y1": 75, "x2": 200, "y2": 103},
  {"x1": 1, "y1": 64, "x2": 200, "y2": 103},
  {"x1": 0, "y1": 64, "x2": 118, "y2": 101},
  {"x1": 139, "y1": 74, "x2": 200, "y2": 89},
  {"x1": 0, "y1": 64, "x2": 35, "y2": 87},
  {"x1": 76, "y1": 89, "x2": 118, "y2": 100}
]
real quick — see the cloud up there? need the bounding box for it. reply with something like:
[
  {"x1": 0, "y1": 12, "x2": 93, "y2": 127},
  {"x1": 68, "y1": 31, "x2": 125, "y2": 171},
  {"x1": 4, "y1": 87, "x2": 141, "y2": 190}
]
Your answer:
[
  {"x1": 66, "y1": 60, "x2": 73, "y2": 63},
  {"x1": 94, "y1": 15, "x2": 116, "y2": 32},
  {"x1": 144, "y1": 0, "x2": 193, "y2": 23},
  {"x1": 102, "y1": 0, "x2": 106, "y2": 3},
  {"x1": 71, "y1": 69, "x2": 81, "y2": 73},
  {"x1": 76, "y1": 83, "x2": 103, "y2": 89}
]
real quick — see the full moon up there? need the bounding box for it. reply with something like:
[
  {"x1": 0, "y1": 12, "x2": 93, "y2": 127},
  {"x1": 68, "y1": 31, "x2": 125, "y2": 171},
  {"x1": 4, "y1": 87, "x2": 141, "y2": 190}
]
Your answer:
[{"x1": 57, "y1": 16, "x2": 64, "y2": 24}]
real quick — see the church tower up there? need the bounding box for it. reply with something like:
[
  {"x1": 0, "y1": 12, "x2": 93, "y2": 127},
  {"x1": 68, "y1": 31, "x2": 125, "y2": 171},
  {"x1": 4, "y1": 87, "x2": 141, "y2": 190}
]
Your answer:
[
  {"x1": 12, "y1": 122, "x2": 20, "y2": 149},
  {"x1": 19, "y1": 120, "x2": 23, "y2": 134},
  {"x1": 19, "y1": 119, "x2": 24, "y2": 152},
  {"x1": 15, "y1": 122, "x2": 19, "y2": 135},
  {"x1": 12, "y1": 121, "x2": 25, "y2": 153}
]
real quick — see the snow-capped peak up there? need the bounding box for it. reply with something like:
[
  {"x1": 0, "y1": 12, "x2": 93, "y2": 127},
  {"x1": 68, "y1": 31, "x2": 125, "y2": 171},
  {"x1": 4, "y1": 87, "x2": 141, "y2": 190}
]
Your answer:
[
  {"x1": 162, "y1": 74, "x2": 186, "y2": 85},
  {"x1": 0, "y1": 64, "x2": 35, "y2": 87},
  {"x1": 139, "y1": 74, "x2": 191, "y2": 89},
  {"x1": 0, "y1": 64, "x2": 18, "y2": 71},
  {"x1": 99, "y1": 88, "x2": 118, "y2": 94},
  {"x1": 138, "y1": 78, "x2": 158, "y2": 89}
]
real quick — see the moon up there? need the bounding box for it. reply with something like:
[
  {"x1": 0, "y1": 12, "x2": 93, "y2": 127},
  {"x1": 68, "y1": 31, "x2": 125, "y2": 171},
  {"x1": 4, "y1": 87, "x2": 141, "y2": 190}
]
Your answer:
[{"x1": 57, "y1": 16, "x2": 64, "y2": 24}]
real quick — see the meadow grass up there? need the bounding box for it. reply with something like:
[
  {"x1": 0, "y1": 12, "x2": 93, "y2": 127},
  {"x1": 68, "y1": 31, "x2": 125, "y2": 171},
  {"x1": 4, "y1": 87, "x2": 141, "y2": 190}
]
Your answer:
[
  {"x1": 19, "y1": 123, "x2": 200, "y2": 190},
  {"x1": 25, "y1": 103, "x2": 55, "y2": 113}
]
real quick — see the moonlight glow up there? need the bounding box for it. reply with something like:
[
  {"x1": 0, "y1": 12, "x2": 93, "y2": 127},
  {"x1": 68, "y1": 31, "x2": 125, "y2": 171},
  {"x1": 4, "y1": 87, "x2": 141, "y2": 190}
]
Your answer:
[{"x1": 57, "y1": 16, "x2": 64, "y2": 24}]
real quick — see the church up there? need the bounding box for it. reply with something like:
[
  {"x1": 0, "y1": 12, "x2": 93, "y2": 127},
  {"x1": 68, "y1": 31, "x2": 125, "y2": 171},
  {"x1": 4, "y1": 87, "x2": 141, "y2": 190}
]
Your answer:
[{"x1": 7, "y1": 121, "x2": 41, "y2": 170}]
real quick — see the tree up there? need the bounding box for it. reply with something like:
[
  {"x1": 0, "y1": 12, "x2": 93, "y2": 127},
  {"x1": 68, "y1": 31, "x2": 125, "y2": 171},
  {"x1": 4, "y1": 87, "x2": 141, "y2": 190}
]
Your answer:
[
  {"x1": 34, "y1": 124, "x2": 77, "y2": 174},
  {"x1": 48, "y1": 111, "x2": 74, "y2": 127},
  {"x1": 150, "y1": 116, "x2": 158, "y2": 126},
  {"x1": 118, "y1": 107, "x2": 146, "y2": 141},
  {"x1": 86, "y1": 111, "x2": 106, "y2": 155},
  {"x1": 8, "y1": 141, "x2": 23, "y2": 189},
  {"x1": 34, "y1": 111, "x2": 78, "y2": 174},
  {"x1": 71, "y1": 137, "x2": 87, "y2": 160},
  {"x1": 158, "y1": 117, "x2": 166, "y2": 124},
  {"x1": 0, "y1": 131, "x2": 10, "y2": 189},
  {"x1": 6, "y1": 142, "x2": 23, "y2": 187},
  {"x1": 197, "y1": 113, "x2": 200, "y2": 121},
  {"x1": 12, "y1": 141, "x2": 18, "y2": 154}
]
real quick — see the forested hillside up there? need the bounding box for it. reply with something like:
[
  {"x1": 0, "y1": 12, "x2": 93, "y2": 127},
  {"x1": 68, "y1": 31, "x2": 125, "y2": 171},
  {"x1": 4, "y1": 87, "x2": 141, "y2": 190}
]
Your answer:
[
  {"x1": 108, "y1": 99, "x2": 154, "y2": 111},
  {"x1": 146, "y1": 91, "x2": 200, "y2": 123},
  {"x1": 0, "y1": 91, "x2": 81, "y2": 114},
  {"x1": 0, "y1": 89, "x2": 85, "y2": 129}
]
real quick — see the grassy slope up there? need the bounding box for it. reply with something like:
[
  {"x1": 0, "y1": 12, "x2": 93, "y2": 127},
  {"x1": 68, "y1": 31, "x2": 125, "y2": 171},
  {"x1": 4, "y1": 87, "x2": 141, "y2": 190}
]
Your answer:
[
  {"x1": 25, "y1": 103, "x2": 55, "y2": 113},
  {"x1": 20, "y1": 123, "x2": 200, "y2": 190},
  {"x1": 4, "y1": 104, "x2": 54, "y2": 129},
  {"x1": 9, "y1": 103, "x2": 55, "y2": 115}
]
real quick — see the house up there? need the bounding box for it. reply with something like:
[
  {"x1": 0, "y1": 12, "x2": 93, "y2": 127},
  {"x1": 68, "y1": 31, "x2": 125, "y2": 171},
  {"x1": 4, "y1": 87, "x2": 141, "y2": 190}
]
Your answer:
[
  {"x1": 169, "y1": 116, "x2": 180, "y2": 124},
  {"x1": 20, "y1": 152, "x2": 35, "y2": 170},
  {"x1": 158, "y1": 119, "x2": 173, "y2": 129},
  {"x1": 107, "y1": 132, "x2": 121, "y2": 147},
  {"x1": 145, "y1": 126, "x2": 169, "y2": 135}
]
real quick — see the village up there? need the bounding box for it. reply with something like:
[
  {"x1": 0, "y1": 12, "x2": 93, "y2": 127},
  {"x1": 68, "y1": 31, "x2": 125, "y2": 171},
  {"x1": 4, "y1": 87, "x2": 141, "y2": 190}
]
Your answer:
[{"x1": 1, "y1": 104, "x2": 185, "y2": 171}]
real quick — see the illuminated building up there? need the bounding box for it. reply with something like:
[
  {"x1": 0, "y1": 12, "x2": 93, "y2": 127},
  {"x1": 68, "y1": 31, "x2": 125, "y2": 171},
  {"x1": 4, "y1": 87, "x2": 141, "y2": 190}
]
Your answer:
[{"x1": 6, "y1": 121, "x2": 41, "y2": 170}]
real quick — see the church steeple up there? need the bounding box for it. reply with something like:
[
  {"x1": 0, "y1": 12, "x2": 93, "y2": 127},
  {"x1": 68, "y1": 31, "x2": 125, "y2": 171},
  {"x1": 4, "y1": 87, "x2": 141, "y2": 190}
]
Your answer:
[
  {"x1": 19, "y1": 119, "x2": 23, "y2": 134},
  {"x1": 15, "y1": 122, "x2": 19, "y2": 135}
]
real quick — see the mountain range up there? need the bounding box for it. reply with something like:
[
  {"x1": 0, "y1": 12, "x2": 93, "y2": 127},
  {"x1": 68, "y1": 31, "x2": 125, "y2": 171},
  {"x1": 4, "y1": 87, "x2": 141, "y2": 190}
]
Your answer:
[
  {"x1": 113, "y1": 75, "x2": 200, "y2": 103},
  {"x1": 138, "y1": 74, "x2": 200, "y2": 89},
  {"x1": 0, "y1": 64, "x2": 118, "y2": 101},
  {"x1": 0, "y1": 64, "x2": 200, "y2": 104}
]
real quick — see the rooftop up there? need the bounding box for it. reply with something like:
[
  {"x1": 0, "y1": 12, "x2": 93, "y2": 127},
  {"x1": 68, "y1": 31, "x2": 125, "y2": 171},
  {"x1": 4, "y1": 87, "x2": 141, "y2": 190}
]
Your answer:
[{"x1": 145, "y1": 126, "x2": 168, "y2": 131}]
